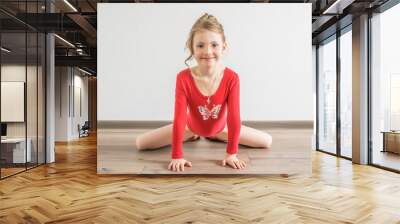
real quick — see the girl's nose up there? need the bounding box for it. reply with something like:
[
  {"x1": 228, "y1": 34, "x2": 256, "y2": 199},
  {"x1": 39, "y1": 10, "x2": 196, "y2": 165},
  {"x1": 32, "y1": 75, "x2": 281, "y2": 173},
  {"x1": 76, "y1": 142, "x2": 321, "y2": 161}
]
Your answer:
[{"x1": 205, "y1": 46, "x2": 212, "y2": 54}]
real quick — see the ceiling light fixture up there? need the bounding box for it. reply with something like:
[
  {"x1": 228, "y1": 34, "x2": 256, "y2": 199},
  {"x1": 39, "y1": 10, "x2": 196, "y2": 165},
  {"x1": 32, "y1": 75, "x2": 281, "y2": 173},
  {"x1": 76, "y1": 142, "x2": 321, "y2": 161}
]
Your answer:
[
  {"x1": 78, "y1": 67, "x2": 92, "y2": 76},
  {"x1": 322, "y1": 0, "x2": 354, "y2": 15},
  {"x1": 76, "y1": 48, "x2": 84, "y2": 55},
  {"x1": 54, "y1": 34, "x2": 75, "y2": 48},
  {"x1": 1, "y1": 47, "x2": 11, "y2": 53},
  {"x1": 63, "y1": 0, "x2": 78, "y2": 12}
]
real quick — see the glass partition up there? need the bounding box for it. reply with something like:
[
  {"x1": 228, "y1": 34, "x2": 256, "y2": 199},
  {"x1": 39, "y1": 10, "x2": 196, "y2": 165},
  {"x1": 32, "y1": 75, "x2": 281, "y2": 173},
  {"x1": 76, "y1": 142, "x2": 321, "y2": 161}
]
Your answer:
[
  {"x1": 317, "y1": 36, "x2": 337, "y2": 154},
  {"x1": 0, "y1": 1, "x2": 46, "y2": 179},
  {"x1": 1, "y1": 31, "x2": 28, "y2": 177}
]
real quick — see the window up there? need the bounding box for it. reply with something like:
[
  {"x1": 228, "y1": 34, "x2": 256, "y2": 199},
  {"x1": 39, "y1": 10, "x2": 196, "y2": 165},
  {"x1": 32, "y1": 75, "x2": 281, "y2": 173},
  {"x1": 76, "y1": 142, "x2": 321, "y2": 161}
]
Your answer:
[
  {"x1": 371, "y1": 2, "x2": 400, "y2": 171},
  {"x1": 340, "y1": 28, "x2": 352, "y2": 158}
]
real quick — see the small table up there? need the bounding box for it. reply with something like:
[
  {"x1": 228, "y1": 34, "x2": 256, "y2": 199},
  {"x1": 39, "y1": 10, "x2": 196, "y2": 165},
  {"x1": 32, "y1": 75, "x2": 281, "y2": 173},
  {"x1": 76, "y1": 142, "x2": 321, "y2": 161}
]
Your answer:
[
  {"x1": 1, "y1": 138, "x2": 32, "y2": 164},
  {"x1": 381, "y1": 131, "x2": 400, "y2": 154}
]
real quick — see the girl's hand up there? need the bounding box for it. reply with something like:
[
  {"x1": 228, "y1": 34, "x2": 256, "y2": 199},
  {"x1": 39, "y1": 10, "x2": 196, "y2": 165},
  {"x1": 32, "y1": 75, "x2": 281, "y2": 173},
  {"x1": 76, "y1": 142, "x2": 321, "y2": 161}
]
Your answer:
[
  {"x1": 168, "y1": 158, "x2": 192, "y2": 172},
  {"x1": 222, "y1": 153, "x2": 246, "y2": 169}
]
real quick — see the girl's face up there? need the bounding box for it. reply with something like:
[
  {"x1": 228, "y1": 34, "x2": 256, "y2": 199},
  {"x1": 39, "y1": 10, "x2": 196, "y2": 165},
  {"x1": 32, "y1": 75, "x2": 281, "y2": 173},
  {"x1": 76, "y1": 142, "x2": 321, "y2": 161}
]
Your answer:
[{"x1": 192, "y1": 30, "x2": 226, "y2": 69}]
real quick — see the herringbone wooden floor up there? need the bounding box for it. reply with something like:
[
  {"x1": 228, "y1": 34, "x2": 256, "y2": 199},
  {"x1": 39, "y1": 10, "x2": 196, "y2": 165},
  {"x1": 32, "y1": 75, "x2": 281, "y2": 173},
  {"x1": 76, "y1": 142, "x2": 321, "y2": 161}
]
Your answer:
[{"x1": 1, "y1": 134, "x2": 400, "y2": 224}]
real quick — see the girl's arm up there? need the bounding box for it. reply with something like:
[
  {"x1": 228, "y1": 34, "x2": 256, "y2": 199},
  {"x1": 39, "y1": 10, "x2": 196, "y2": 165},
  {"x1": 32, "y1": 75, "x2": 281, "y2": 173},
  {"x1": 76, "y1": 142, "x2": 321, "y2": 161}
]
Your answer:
[
  {"x1": 226, "y1": 74, "x2": 241, "y2": 155},
  {"x1": 171, "y1": 74, "x2": 188, "y2": 159}
]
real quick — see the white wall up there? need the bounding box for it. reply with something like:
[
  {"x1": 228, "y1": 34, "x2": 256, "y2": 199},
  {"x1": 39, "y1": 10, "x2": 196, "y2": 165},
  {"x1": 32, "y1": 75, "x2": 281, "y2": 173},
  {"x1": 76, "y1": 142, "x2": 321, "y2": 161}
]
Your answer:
[
  {"x1": 98, "y1": 3, "x2": 312, "y2": 121},
  {"x1": 1, "y1": 65, "x2": 39, "y2": 137},
  {"x1": 55, "y1": 67, "x2": 89, "y2": 141},
  {"x1": 72, "y1": 73, "x2": 89, "y2": 137},
  {"x1": 55, "y1": 67, "x2": 69, "y2": 141},
  {"x1": 1, "y1": 64, "x2": 46, "y2": 164}
]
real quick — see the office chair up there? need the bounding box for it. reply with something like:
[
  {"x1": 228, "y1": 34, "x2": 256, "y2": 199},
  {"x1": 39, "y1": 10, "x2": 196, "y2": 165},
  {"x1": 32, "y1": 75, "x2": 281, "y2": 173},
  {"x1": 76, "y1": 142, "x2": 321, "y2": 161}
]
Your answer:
[{"x1": 79, "y1": 121, "x2": 90, "y2": 138}]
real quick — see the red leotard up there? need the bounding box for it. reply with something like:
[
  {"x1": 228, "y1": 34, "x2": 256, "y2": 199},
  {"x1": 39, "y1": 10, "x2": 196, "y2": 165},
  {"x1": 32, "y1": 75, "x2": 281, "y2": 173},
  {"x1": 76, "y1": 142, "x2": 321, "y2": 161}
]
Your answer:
[{"x1": 171, "y1": 67, "x2": 241, "y2": 159}]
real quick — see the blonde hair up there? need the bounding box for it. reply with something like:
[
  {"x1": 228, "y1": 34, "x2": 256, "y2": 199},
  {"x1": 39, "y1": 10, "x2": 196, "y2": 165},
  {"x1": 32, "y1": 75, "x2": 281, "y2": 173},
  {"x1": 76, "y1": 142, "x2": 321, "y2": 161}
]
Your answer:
[{"x1": 184, "y1": 13, "x2": 226, "y2": 67}]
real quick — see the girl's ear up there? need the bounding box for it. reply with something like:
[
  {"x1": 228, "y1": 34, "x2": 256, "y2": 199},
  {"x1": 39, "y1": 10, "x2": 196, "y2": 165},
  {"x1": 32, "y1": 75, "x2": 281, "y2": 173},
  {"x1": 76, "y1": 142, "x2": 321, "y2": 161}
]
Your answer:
[{"x1": 223, "y1": 42, "x2": 228, "y2": 52}]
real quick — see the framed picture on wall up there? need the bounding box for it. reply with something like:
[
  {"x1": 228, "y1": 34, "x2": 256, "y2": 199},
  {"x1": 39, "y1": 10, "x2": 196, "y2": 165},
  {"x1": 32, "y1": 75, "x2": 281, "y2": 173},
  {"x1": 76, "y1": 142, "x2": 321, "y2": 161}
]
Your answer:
[{"x1": 1, "y1": 81, "x2": 25, "y2": 122}]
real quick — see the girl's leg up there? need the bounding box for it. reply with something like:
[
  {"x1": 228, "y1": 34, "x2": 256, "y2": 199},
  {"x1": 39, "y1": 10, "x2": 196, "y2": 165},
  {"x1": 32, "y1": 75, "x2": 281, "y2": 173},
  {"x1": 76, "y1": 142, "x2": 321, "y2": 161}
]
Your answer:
[
  {"x1": 136, "y1": 124, "x2": 199, "y2": 150},
  {"x1": 212, "y1": 125, "x2": 272, "y2": 148}
]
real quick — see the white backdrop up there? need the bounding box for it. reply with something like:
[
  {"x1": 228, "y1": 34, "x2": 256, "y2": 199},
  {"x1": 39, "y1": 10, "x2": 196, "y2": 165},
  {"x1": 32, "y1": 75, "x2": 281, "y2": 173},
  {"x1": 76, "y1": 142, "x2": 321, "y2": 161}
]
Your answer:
[{"x1": 98, "y1": 3, "x2": 312, "y2": 121}]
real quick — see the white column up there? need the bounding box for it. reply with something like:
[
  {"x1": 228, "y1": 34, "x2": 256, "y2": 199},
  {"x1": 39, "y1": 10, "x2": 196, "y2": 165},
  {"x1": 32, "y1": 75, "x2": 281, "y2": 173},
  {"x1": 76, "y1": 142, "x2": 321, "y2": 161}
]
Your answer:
[
  {"x1": 312, "y1": 45, "x2": 317, "y2": 150},
  {"x1": 46, "y1": 33, "x2": 55, "y2": 163},
  {"x1": 46, "y1": 1, "x2": 55, "y2": 163}
]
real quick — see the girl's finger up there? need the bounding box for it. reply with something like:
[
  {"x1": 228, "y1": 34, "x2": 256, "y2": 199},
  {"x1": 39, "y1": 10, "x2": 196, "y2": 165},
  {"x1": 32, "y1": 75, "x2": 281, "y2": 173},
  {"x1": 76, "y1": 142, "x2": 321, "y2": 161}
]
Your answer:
[
  {"x1": 168, "y1": 163, "x2": 172, "y2": 170},
  {"x1": 222, "y1": 160, "x2": 226, "y2": 166},
  {"x1": 238, "y1": 161, "x2": 243, "y2": 169},
  {"x1": 186, "y1": 161, "x2": 192, "y2": 167},
  {"x1": 235, "y1": 160, "x2": 241, "y2": 169},
  {"x1": 181, "y1": 163, "x2": 184, "y2": 171},
  {"x1": 231, "y1": 161, "x2": 238, "y2": 169},
  {"x1": 174, "y1": 163, "x2": 178, "y2": 172}
]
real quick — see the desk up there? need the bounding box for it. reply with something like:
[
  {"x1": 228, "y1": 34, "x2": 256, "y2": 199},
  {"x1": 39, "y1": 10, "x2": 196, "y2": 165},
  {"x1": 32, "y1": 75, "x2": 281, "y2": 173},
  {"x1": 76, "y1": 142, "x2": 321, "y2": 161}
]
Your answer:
[
  {"x1": 1, "y1": 138, "x2": 31, "y2": 163},
  {"x1": 381, "y1": 131, "x2": 400, "y2": 154}
]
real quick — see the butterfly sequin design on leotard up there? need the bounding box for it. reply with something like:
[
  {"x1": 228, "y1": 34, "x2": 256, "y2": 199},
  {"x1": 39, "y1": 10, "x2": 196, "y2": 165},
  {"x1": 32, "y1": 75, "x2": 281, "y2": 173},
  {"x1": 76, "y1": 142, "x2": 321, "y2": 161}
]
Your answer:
[{"x1": 198, "y1": 104, "x2": 222, "y2": 120}]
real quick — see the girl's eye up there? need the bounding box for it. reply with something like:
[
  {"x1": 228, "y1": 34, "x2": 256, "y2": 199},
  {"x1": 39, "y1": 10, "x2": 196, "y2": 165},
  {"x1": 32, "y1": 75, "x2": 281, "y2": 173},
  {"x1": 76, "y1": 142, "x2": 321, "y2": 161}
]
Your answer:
[
  {"x1": 197, "y1": 45, "x2": 203, "y2": 48},
  {"x1": 212, "y1": 44, "x2": 218, "y2": 48}
]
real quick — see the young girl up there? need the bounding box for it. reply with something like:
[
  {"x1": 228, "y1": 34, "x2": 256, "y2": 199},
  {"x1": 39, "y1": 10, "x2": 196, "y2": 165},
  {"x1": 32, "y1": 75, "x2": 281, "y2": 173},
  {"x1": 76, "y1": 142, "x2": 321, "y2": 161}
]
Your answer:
[{"x1": 136, "y1": 13, "x2": 272, "y2": 172}]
